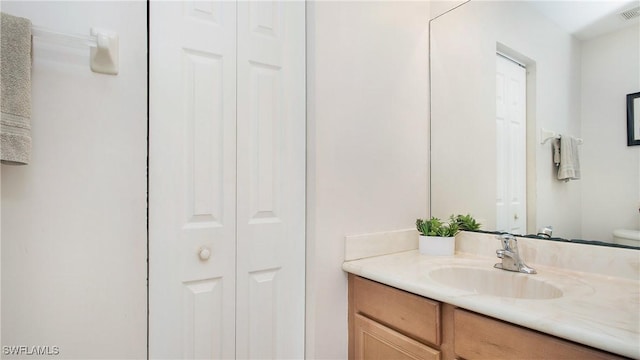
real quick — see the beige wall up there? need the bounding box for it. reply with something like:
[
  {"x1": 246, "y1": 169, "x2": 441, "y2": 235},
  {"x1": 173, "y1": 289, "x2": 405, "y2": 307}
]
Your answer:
[
  {"x1": 1, "y1": 2, "x2": 147, "y2": 358},
  {"x1": 306, "y1": 1, "x2": 431, "y2": 358},
  {"x1": 581, "y1": 25, "x2": 640, "y2": 241}
]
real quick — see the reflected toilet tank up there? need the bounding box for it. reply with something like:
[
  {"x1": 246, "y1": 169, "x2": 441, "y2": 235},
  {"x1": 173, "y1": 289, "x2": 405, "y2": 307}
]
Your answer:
[{"x1": 612, "y1": 229, "x2": 640, "y2": 247}]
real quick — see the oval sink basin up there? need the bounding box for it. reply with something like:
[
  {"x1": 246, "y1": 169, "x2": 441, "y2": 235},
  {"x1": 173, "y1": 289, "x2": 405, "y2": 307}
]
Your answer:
[{"x1": 428, "y1": 266, "x2": 563, "y2": 299}]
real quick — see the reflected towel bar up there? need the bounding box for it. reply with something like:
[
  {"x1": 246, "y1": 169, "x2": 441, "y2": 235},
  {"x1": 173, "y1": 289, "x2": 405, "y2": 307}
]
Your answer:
[{"x1": 540, "y1": 128, "x2": 583, "y2": 145}]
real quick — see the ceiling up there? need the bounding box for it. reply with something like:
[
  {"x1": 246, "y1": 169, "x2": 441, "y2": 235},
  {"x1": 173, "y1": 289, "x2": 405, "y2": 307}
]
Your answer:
[{"x1": 526, "y1": 0, "x2": 640, "y2": 40}]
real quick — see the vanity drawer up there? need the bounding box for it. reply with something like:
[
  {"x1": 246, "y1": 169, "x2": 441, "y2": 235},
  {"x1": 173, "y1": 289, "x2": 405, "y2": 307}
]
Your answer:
[
  {"x1": 352, "y1": 275, "x2": 441, "y2": 346},
  {"x1": 453, "y1": 309, "x2": 624, "y2": 359}
]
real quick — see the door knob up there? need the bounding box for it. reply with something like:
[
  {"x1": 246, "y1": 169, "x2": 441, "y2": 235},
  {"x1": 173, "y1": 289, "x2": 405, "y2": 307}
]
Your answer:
[{"x1": 198, "y1": 247, "x2": 211, "y2": 261}]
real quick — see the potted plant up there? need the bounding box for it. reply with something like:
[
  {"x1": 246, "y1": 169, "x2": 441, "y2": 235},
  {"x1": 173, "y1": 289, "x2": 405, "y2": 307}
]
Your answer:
[
  {"x1": 451, "y1": 214, "x2": 482, "y2": 231},
  {"x1": 416, "y1": 217, "x2": 459, "y2": 256}
]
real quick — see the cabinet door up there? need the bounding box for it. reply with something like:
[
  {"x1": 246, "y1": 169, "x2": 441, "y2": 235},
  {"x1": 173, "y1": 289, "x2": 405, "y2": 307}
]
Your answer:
[{"x1": 354, "y1": 314, "x2": 440, "y2": 360}]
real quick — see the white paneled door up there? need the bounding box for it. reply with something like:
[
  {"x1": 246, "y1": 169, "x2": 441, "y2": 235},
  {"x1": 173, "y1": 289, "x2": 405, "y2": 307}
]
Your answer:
[
  {"x1": 149, "y1": 1, "x2": 305, "y2": 359},
  {"x1": 496, "y1": 54, "x2": 527, "y2": 234},
  {"x1": 235, "y1": 1, "x2": 306, "y2": 359},
  {"x1": 149, "y1": 1, "x2": 238, "y2": 358}
]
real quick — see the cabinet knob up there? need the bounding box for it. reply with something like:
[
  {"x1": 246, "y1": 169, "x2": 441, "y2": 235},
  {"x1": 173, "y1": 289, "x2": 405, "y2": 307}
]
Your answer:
[{"x1": 198, "y1": 247, "x2": 211, "y2": 261}]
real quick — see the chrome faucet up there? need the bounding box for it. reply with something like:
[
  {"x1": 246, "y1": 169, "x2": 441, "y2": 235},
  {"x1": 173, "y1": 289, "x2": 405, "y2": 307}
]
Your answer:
[{"x1": 494, "y1": 234, "x2": 536, "y2": 274}]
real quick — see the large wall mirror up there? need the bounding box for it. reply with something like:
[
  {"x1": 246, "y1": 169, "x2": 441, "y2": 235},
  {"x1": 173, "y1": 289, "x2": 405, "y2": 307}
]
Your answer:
[{"x1": 430, "y1": 0, "x2": 640, "y2": 247}]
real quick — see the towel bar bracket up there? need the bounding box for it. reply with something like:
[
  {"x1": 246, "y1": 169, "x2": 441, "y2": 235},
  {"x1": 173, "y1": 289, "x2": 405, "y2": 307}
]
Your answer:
[
  {"x1": 540, "y1": 128, "x2": 557, "y2": 144},
  {"x1": 89, "y1": 28, "x2": 118, "y2": 75}
]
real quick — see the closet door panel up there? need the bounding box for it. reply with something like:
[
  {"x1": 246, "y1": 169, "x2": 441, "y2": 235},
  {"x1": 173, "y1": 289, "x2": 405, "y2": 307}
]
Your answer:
[
  {"x1": 149, "y1": 1, "x2": 237, "y2": 359},
  {"x1": 236, "y1": 1, "x2": 306, "y2": 359}
]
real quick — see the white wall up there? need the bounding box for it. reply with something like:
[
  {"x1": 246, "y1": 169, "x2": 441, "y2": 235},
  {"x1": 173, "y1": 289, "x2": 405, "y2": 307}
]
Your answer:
[
  {"x1": 1, "y1": 2, "x2": 147, "y2": 358},
  {"x1": 430, "y1": 1, "x2": 582, "y2": 238},
  {"x1": 581, "y1": 25, "x2": 640, "y2": 241},
  {"x1": 306, "y1": 1, "x2": 430, "y2": 358}
]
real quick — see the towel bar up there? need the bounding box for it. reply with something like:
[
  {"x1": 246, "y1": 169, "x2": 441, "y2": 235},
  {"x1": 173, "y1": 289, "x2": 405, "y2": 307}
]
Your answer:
[{"x1": 31, "y1": 26, "x2": 119, "y2": 75}]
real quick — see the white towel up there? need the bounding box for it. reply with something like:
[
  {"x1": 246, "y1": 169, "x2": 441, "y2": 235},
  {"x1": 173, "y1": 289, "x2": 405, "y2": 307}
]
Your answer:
[
  {"x1": 1, "y1": 12, "x2": 32, "y2": 165},
  {"x1": 557, "y1": 135, "x2": 581, "y2": 181}
]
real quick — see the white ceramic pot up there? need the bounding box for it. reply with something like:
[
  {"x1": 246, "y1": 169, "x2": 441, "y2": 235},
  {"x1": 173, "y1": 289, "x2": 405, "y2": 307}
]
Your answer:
[{"x1": 419, "y1": 235, "x2": 455, "y2": 256}]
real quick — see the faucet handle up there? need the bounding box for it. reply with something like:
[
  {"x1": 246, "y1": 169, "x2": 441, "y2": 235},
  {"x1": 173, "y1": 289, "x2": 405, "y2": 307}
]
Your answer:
[{"x1": 497, "y1": 234, "x2": 515, "y2": 250}]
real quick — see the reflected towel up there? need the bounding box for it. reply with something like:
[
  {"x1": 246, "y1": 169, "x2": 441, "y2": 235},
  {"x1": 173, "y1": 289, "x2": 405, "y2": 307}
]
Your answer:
[
  {"x1": 1, "y1": 12, "x2": 32, "y2": 165},
  {"x1": 552, "y1": 138, "x2": 561, "y2": 166},
  {"x1": 557, "y1": 135, "x2": 581, "y2": 181}
]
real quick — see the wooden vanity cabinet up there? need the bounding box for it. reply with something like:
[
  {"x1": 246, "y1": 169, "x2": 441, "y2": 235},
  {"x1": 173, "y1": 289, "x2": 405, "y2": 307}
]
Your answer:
[{"x1": 348, "y1": 274, "x2": 625, "y2": 360}]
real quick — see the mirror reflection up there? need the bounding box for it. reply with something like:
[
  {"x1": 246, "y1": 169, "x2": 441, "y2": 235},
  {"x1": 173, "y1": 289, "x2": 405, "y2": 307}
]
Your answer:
[{"x1": 430, "y1": 0, "x2": 640, "y2": 248}]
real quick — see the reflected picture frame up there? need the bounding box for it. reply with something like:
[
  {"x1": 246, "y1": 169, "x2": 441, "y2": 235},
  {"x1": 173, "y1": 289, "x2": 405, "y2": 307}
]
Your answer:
[{"x1": 628, "y1": 92, "x2": 640, "y2": 146}]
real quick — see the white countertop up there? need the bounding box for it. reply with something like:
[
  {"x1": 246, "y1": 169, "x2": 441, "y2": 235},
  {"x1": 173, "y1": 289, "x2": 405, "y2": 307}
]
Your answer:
[{"x1": 342, "y1": 232, "x2": 640, "y2": 358}]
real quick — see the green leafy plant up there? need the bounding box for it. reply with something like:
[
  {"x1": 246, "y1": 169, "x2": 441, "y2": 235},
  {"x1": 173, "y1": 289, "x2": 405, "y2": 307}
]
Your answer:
[
  {"x1": 416, "y1": 217, "x2": 459, "y2": 237},
  {"x1": 451, "y1": 214, "x2": 481, "y2": 231}
]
